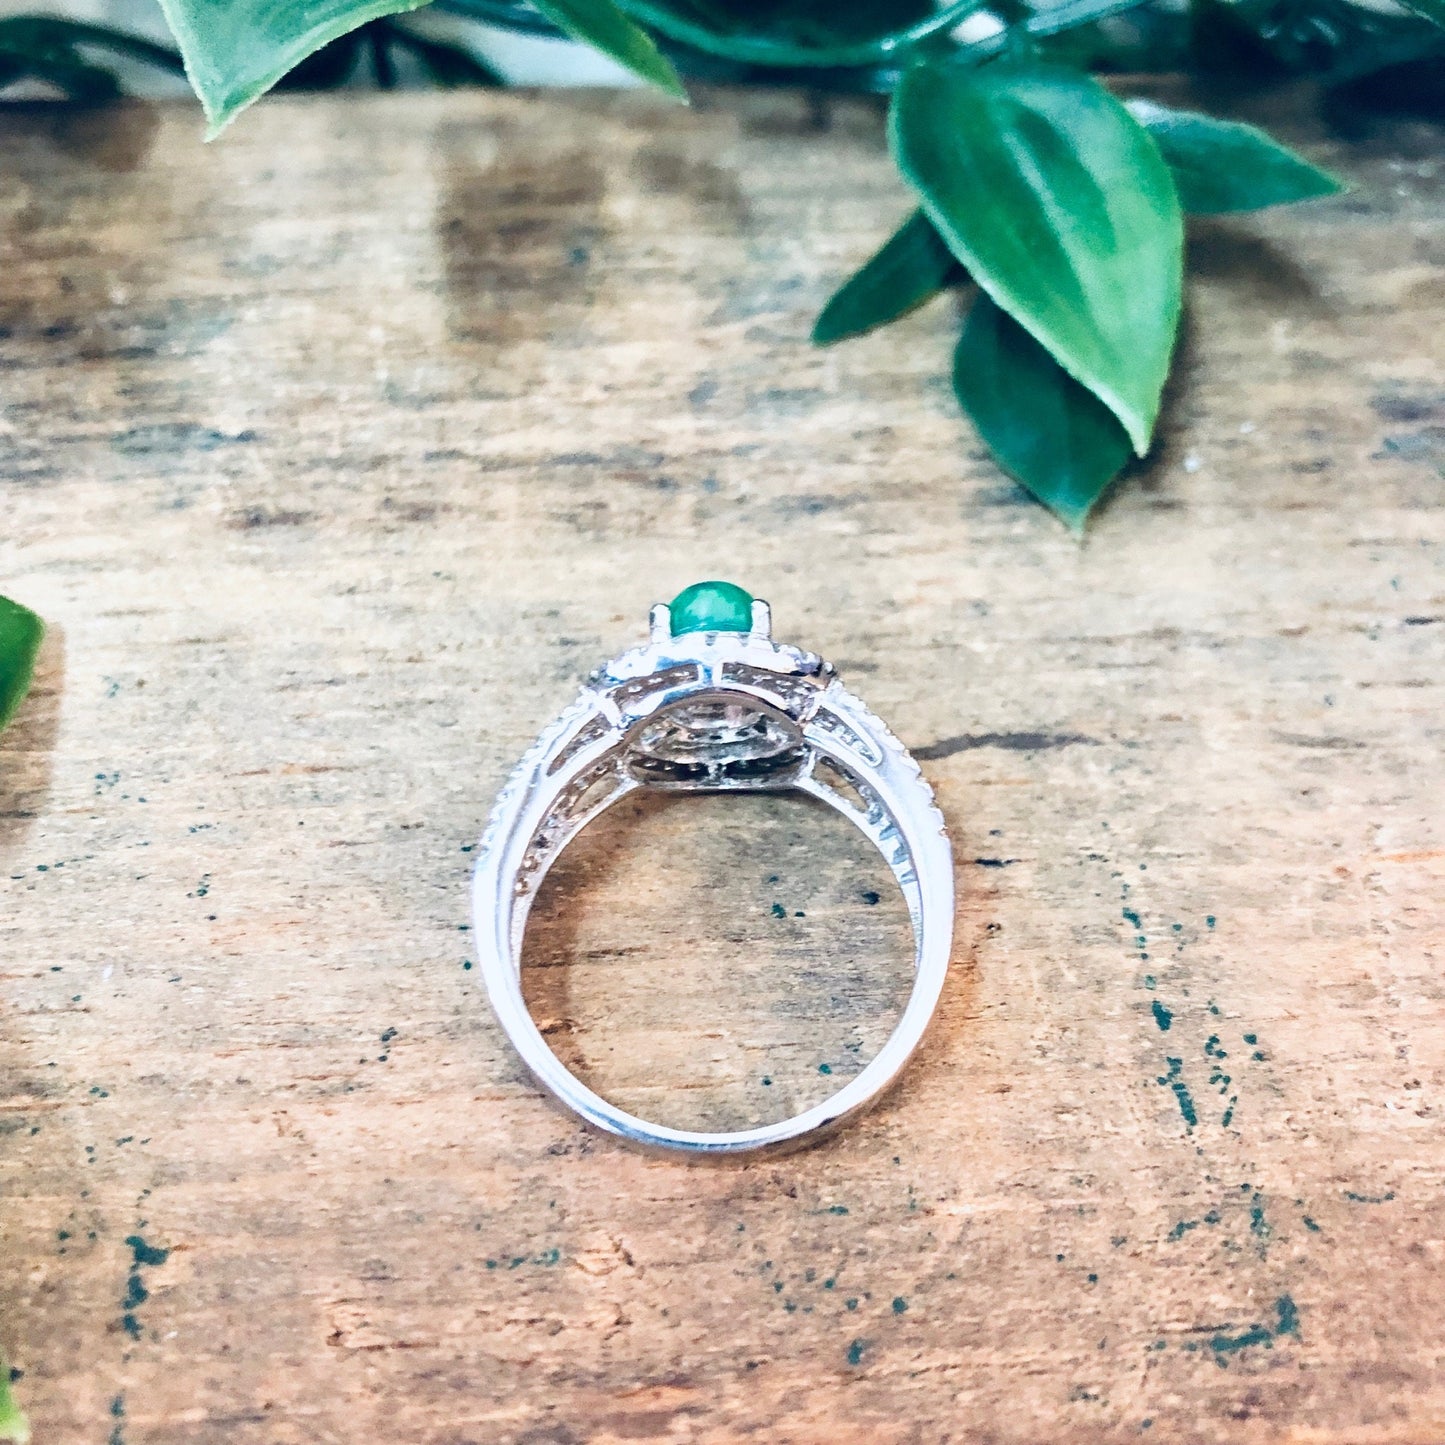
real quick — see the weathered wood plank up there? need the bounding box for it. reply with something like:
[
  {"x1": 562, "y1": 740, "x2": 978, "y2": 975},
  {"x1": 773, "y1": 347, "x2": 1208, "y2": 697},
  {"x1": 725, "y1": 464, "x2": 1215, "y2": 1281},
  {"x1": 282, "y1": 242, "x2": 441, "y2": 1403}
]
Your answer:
[{"x1": 0, "y1": 84, "x2": 1442, "y2": 1443}]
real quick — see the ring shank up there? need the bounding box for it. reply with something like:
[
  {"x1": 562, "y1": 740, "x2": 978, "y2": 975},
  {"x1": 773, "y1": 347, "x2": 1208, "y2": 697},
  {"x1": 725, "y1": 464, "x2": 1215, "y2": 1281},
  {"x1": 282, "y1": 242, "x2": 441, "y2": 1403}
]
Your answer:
[{"x1": 472, "y1": 682, "x2": 953, "y2": 1156}]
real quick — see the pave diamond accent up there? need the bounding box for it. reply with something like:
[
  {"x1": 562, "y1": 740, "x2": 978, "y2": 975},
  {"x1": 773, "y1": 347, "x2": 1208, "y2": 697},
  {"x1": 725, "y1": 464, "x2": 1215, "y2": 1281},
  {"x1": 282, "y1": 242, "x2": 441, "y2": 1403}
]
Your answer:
[{"x1": 628, "y1": 696, "x2": 806, "y2": 786}]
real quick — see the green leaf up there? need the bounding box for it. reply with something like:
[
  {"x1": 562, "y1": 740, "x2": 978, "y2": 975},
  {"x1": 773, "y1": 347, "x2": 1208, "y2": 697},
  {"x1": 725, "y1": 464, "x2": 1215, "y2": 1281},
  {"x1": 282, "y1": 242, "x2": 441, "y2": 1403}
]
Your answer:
[
  {"x1": 954, "y1": 292, "x2": 1133, "y2": 531},
  {"x1": 558, "y1": 0, "x2": 983, "y2": 70},
  {"x1": 1127, "y1": 99, "x2": 1343, "y2": 213},
  {"x1": 637, "y1": 0, "x2": 936, "y2": 50},
  {"x1": 0, "y1": 17, "x2": 126, "y2": 102},
  {"x1": 155, "y1": 0, "x2": 431, "y2": 135},
  {"x1": 813, "y1": 210, "x2": 965, "y2": 345},
  {"x1": 0, "y1": 1370, "x2": 26, "y2": 1445},
  {"x1": 890, "y1": 57, "x2": 1183, "y2": 455},
  {"x1": 530, "y1": 0, "x2": 686, "y2": 97},
  {"x1": 0, "y1": 596, "x2": 44, "y2": 735},
  {"x1": 0, "y1": 1401, "x2": 23, "y2": 1445},
  {"x1": 0, "y1": 16, "x2": 184, "y2": 75}
]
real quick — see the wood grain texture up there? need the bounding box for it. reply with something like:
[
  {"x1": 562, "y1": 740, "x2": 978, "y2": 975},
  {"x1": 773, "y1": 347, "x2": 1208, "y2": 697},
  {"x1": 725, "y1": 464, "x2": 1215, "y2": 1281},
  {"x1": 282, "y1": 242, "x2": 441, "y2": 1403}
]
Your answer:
[{"x1": 0, "y1": 83, "x2": 1442, "y2": 1444}]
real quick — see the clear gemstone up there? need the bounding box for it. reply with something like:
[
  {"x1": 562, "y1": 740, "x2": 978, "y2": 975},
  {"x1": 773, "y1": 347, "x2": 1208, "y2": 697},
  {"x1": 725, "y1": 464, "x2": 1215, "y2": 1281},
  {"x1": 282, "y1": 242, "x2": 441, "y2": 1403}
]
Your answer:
[{"x1": 634, "y1": 700, "x2": 796, "y2": 767}]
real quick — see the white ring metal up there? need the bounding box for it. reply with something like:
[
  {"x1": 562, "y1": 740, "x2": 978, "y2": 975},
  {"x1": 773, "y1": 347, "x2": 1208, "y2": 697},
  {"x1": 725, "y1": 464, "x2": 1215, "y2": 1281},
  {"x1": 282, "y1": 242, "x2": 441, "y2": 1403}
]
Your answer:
[{"x1": 471, "y1": 598, "x2": 954, "y2": 1156}]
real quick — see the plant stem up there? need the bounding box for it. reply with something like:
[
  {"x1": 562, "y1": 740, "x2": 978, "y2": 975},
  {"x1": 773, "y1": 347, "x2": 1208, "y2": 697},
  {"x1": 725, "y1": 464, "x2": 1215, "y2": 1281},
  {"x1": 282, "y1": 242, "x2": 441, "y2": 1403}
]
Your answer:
[
  {"x1": 435, "y1": 0, "x2": 1160, "y2": 75},
  {"x1": 371, "y1": 25, "x2": 398, "y2": 87},
  {"x1": 617, "y1": 0, "x2": 990, "y2": 68},
  {"x1": 4, "y1": 18, "x2": 185, "y2": 72},
  {"x1": 438, "y1": 0, "x2": 990, "y2": 68}
]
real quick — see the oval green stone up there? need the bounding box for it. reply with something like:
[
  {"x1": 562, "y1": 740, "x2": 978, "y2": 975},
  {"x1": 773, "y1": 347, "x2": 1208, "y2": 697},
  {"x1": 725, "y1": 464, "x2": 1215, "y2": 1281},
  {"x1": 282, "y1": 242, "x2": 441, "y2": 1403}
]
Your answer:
[{"x1": 669, "y1": 580, "x2": 754, "y2": 636}]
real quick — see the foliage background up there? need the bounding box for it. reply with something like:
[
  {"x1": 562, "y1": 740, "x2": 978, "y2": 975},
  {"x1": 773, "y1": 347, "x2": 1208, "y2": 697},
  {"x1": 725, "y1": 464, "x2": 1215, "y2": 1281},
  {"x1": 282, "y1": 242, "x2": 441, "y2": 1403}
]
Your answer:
[
  {"x1": 0, "y1": 0, "x2": 641, "y2": 91},
  {"x1": 2, "y1": 0, "x2": 1439, "y2": 535},
  {"x1": 0, "y1": 0, "x2": 1441, "y2": 728}
]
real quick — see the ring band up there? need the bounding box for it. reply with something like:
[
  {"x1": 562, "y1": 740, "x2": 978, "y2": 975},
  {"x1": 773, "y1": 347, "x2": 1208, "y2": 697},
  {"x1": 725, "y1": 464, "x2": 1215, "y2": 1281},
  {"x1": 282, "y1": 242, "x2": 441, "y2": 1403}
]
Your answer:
[{"x1": 472, "y1": 582, "x2": 955, "y2": 1156}]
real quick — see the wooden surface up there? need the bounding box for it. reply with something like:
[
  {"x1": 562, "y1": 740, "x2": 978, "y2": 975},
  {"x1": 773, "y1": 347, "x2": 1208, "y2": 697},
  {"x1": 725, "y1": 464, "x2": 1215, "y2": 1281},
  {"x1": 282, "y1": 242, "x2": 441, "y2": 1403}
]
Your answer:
[{"x1": 0, "y1": 83, "x2": 1442, "y2": 1444}]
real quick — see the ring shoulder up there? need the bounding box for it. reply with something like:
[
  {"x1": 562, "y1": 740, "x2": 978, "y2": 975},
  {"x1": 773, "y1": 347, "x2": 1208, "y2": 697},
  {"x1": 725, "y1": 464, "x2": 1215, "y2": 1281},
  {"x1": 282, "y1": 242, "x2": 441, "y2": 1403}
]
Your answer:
[{"x1": 816, "y1": 683, "x2": 948, "y2": 827}]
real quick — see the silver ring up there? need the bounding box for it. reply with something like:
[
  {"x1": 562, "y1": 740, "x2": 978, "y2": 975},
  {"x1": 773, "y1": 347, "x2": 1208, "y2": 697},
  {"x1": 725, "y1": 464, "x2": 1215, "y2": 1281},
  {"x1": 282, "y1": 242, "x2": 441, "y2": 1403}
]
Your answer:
[{"x1": 472, "y1": 582, "x2": 955, "y2": 1156}]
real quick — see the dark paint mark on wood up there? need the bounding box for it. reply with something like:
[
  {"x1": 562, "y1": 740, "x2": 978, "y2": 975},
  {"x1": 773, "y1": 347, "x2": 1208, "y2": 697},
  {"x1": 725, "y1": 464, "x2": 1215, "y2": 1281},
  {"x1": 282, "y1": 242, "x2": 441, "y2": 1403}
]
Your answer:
[
  {"x1": 913, "y1": 731, "x2": 1100, "y2": 761},
  {"x1": 1157, "y1": 1058, "x2": 1197, "y2": 1128},
  {"x1": 1371, "y1": 389, "x2": 1445, "y2": 422}
]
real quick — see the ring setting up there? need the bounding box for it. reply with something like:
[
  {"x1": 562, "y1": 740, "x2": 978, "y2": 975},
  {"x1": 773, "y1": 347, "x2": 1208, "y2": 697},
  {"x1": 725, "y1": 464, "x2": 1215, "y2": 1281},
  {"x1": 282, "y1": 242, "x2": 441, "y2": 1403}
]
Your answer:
[{"x1": 472, "y1": 582, "x2": 955, "y2": 1156}]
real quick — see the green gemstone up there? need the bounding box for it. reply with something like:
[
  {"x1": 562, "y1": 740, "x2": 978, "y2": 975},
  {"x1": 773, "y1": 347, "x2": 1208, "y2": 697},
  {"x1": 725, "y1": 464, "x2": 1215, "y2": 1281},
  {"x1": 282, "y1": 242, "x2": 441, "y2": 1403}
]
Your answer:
[{"x1": 669, "y1": 580, "x2": 754, "y2": 636}]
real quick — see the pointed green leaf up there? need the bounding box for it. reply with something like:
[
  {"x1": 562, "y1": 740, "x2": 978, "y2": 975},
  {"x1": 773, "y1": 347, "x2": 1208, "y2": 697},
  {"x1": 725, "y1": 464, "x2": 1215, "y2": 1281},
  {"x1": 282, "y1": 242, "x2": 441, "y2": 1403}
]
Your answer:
[
  {"x1": 954, "y1": 292, "x2": 1133, "y2": 531},
  {"x1": 1127, "y1": 100, "x2": 1343, "y2": 213},
  {"x1": 813, "y1": 210, "x2": 965, "y2": 344},
  {"x1": 890, "y1": 58, "x2": 1183, "y2": 455},
  {"x1": 156, "y1": 0, "x2": 430, "y2": 135},
  {"x1": 0, "y1": 595, "x2": 42, "y2": 734},
  {"x1": 530, "y1": 0, "x2": 686, "y2": 98}
]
